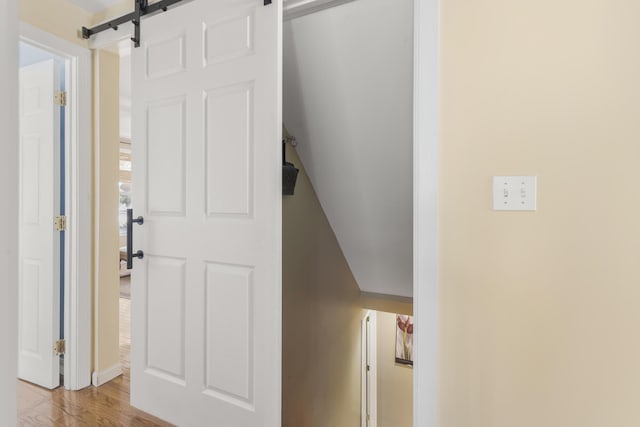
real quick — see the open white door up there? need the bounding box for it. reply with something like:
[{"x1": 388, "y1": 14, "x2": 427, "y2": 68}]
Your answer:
[
  {"x1": 18, "y1": 59, "x2": 61, "y2": 390},
  {"x1": 361, "y1": 312, "x2": 377, "y2": 427},
  {"x1": 130, "y1": 0, "x2": 281, "y2": 425}
]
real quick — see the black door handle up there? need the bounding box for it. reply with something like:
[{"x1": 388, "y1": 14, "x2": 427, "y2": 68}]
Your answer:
[{"x1": 127, "y1": 208, "x2": 144, "y2": 269}]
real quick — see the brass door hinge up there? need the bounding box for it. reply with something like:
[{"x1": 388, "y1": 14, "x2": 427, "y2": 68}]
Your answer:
[
  {"x1": 54, "y1": 339, "x2": 65, "y2": 355},
  {"x1": 54, "y1": 215, "x2": 67, "y2": 231},
  {"x1": 54, "y1": 91, "x2": 67, "y2": 106}
]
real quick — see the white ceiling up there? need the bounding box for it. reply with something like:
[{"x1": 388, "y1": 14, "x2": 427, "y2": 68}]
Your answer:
[
  {"x1": 284, "y1": 0, "x2": 414, "y2": 297},
  {"x1": 68, "y1": 0, "x2": 123, "y2": 13}
]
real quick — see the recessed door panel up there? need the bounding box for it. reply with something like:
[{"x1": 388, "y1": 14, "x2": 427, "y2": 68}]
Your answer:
[
  {"x1": 205, "y1": 82, "x2": 254, "y2": 217},
  {"x1": 146, "y1": 256, "x2": 186, "y2": 385},
  {"x1": 203, "y1": 8, "x2": 255, "y2": 67},
  {"x1": 204, "y1": 262, "x2": 253, "y2": 405},
  {"x1": 147, "y1": 97, "x2": 186, "y2": 216},
  {"x1": 20, "y1": 260, "x2": 41, "y2": 356},
  {"x1": 21, "y1": 137, "x2": 40, "y2": 224},
  {"x1": 146, "y1": 35, "x2": 186, "y2": 79}
]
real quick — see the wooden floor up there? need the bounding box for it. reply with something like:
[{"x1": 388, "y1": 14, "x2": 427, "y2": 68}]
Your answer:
[{"x1": 18, "y1": 298, "x2": 174, "y2": 427}]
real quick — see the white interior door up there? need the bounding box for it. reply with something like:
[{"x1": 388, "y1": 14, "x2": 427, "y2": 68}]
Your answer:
[
  {"x1": 361, "y1": 311, "x2": 377, "y2": 427},
  {"x1": 18, "y1": 59, "x2": 61, "y2": 390},
  {"x1": 131, "y1": 0, "x2": 281, "y2": 425}
]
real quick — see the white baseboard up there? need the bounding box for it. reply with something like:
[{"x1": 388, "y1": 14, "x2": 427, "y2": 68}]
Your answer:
[{"x1": 91, "y1": 363, "x2": 122, "y2": 387}]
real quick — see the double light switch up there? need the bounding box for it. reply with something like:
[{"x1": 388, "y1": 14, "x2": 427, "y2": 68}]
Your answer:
[{"x1": 492, "y1": 176, "x2": 537, "y2": 211}]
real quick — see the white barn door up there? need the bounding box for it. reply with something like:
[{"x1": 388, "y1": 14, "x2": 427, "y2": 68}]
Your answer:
[
  {"x1": 130, "y1": 0, "x2": 281, "y2": 425},
  {"x1": 18, "y1": 59, "x2": 61, "y2": 390}
]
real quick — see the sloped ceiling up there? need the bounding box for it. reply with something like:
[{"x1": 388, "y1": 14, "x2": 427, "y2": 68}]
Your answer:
[{"x1": 283, "y1": 0, "x2": 414, "y2": 297}]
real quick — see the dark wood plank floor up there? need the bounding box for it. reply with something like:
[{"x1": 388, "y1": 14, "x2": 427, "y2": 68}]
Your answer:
[{"x1": 18, "y1": 298, "x2": 174, "y2": 427}]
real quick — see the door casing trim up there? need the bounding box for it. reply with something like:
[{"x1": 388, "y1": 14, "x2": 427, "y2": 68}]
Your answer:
[
  {"x1": 19, "y1": 22, "x2": 93, "y2": 391},
  {"x1": 413, "y1": 0, "x2": 440, "y2": 425}
]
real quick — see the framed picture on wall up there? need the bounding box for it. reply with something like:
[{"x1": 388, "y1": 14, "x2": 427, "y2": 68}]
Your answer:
[{"x1": 395, "y1": 314, "x2": 414, "y2": 366}]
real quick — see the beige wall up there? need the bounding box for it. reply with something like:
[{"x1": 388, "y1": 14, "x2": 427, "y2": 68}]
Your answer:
[
  {"x1": 376, "y1": 311, "x2": 413, "y2": 427},
  {"x1": 91, "y1": 0, "x2": 130, "y2": 26},
  {"x1": 20, "y1": 0, "x2": 90, "y2": 47},
  {"x1": 439, "y1": 1, "x2": 640, "y2": 426},
  {"x1": 282, "y1": 145, "x2": 364, "y2": 426},
  {"x1": 91, "y1": 0, "x2": 162, "y2": 25},
  {"x1": 93, "y1": 49, "x2": 120, "y2": 374}
]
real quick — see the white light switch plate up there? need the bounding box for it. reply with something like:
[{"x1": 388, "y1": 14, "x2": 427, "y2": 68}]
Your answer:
[{"x1": 493, "y1": 176, "x2": 537, "y2": 211}]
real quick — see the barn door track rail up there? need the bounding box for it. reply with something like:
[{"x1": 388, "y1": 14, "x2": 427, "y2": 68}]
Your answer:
[
  {"x1": 82, "y1": 0, "x2": 273, "y2": 48},
  {"x1": 81, "y1": 0, "x2": 183, "y2": 48}
]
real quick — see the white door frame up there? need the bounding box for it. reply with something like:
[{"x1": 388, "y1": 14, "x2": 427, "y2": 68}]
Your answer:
[
  {"x1": 1, "y1": 2, "x2": 19, "y2": 423},
  {"x1": 361, "y1": 311, "x2": 378, "y2": 427},
  {"x1": 19, "y1": 22, "x2": 92, "y2": 391},
  {"x1": 413, "y1": 0, "x2": 439, "y2": 425},
  {"x1": 38, "y1": 0, "x2": 440, "y2": 422}
]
